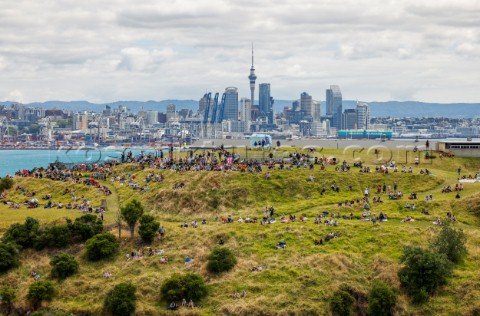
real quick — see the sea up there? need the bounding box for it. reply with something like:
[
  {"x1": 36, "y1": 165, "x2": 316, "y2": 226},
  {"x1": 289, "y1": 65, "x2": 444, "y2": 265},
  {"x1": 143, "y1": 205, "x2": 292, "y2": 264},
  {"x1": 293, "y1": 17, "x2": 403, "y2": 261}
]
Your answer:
[{"x1": 0, "y1": 148, "x2": 158, "y2": 176}]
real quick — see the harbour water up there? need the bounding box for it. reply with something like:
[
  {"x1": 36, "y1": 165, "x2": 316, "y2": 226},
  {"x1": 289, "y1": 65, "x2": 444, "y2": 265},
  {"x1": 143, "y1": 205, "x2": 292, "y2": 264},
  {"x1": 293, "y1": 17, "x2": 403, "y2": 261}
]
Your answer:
[{"x1": 0, "y1": 148, "x2": 157, "y2": 176}]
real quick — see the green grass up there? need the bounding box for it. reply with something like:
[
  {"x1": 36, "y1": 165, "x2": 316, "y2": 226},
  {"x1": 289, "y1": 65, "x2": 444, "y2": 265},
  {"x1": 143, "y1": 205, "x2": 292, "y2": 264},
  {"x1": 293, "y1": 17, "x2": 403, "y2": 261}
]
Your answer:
[{"x1": 0, "y1": 150, "x2": 480, "y2": 315}]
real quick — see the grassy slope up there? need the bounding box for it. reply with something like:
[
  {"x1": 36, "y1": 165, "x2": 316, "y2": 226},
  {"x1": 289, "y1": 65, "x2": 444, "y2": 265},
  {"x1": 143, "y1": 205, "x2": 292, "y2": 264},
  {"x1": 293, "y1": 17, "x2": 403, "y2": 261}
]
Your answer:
[{"x1": 0, "y1": 150, "x2": 479, "y2": 315}]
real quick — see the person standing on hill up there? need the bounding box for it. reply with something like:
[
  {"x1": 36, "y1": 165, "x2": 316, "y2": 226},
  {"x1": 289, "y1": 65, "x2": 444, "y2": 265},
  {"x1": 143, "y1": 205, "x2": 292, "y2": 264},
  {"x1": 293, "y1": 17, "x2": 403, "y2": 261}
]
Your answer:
[{"x1": 458, "y1": 167, "x2": 462, "y2": 176}]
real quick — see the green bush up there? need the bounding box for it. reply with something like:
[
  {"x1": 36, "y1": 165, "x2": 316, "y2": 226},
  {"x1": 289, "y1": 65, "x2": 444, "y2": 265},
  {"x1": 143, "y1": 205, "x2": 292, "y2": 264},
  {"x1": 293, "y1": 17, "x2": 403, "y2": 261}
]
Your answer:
[
  {"x1": 50, "y1": 253, "x2": 79, "y2": 279},
  {"x1": 138, "y1": 214, "x2": 160, "y2": 244},
  {"x1": 367, "y1": 281, "x2": 396, "y2": 316},
  {"x1": 104, "y1": 283, "x2": 137, "y2": 316},
  {"x1": 0, "y1": 177, "x2": 14, "y2": 193},
  {"x1": 27, "y1": 280, "x2": 55, "y2": 309},
  {"x1": 431, "y1": 224, "x2": 467, "y2": 263},
  {"x1": 398, "y1": 246, "x2": 453, "y2": 303},
  {"x1": 68, "y1": 214, "x2": 103, "y2": 242},
  {"x1": 207, "y1": 247, "x2": 237, "y2": 274},
  {"x1": 0, "y1": 285, "x2": 16, "y2": 307},
  {"x1": 330, "y1": 288, "x2": 354, "y2": 316},
  {"x1": 160, "y1": 273, "x2": 208, "y2": 302},
  {"x1": 33, "y1": 225, "x2": 71, "y2": 250},
  {"x1": 0, "y1": 243, "x2": 19, "y2": 273},
  {"x1": 85, "y1": 233, "x2": 119, "y2": 261},
  {"x1": 3, "y1": 217, "x2": 39, "y2": 248}
]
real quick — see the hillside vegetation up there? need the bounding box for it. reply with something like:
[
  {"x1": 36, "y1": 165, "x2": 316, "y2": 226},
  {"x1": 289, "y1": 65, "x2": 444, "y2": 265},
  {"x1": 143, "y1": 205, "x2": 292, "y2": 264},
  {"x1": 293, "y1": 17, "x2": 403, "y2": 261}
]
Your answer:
[{"x1": 0, "y1": 148, "x2": 479, "y2": 315}]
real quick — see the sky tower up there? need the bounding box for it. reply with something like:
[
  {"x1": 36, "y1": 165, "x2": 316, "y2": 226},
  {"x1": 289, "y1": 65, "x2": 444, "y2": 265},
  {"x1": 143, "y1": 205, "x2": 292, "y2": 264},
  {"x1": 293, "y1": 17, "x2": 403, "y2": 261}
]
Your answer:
[{"x1": 248, "y1": 44, "x2": 257, "y2": 108}]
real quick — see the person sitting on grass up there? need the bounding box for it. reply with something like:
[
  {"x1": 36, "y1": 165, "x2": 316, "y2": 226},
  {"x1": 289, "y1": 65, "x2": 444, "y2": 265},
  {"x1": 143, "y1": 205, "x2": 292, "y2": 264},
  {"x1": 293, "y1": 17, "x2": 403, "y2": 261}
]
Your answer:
[
  {"x1": 188, "y1": 300, "x2": 195, "y2": 308},
  {"x1": 401, "y1": 216, "x2": 414, "y2": 223},
  {"x1": 167, "y1": 302, "x2": 178, "y2": 310}
]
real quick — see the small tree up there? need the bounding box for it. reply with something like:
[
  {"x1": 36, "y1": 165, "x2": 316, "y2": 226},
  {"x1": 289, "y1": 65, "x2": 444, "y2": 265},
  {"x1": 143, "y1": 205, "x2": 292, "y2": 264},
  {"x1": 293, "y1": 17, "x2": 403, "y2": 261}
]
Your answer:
[
  {"x1": 121, "y1": 200, "x2": 144, "y2": 238},
  {"x1": 367, "y1": 281, "x2": 396, "y2": 316},
  {"x1": 85, "y1": 233, "x2": 119, "y2": 261},
  {"x1": 138, "y1": 215, "x2": 160, "y2": 243},
  {"x1": 330, "y1": 288, "x2": 354, "y2": 316},
  {"x1": 398, "y1": 246, "x2": 453, "y2": 303},
  {"x1": 207, "y1": 247, "x2": 237, "y2": 274},
  {"x1": 0, "y1": 243, "x2": 19, "y2": 273},
  {"x1": 50, "y1": 253, "x2": 79, "y2": 279},
  {"x1": 104, "y1": 283, "x2": 137, "y2": 316},
  {"x1": 431, "y1": 223, "x2": 467, "y2": 263},
  {"x1": 0, "y1": 285, "x2": 16, "y2": 312},
  {"x1": 160, "y1": 273, "x2": 208, "y2": 302},
  {"x1": 27, "y1": 280, "x2": 55, "y2": 310}
]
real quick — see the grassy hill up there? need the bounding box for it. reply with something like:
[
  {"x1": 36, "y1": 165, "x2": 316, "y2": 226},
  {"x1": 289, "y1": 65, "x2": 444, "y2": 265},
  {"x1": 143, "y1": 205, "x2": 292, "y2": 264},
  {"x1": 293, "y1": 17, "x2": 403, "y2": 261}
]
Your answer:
[{"x1": 0, "y1": 148, "x2": 479, "y2": 315}]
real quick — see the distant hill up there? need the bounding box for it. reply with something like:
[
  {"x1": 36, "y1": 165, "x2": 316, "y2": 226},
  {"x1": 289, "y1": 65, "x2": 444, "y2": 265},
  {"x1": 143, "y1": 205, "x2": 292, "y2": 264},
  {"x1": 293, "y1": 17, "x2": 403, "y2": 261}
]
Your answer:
[{"x1": 1, "y1": 99, "x2": 479, "y2": 118}]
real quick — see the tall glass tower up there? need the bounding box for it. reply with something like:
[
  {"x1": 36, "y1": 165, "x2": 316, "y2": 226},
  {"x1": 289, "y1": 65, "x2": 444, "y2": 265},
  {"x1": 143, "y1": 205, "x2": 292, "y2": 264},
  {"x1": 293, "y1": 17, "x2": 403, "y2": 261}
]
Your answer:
[
  {"x1": 326, "y1": 85, "x2": 342, "y2": 129},
  {"x1": 223, "y1": 87, "x2": 239, "y2": 121}
]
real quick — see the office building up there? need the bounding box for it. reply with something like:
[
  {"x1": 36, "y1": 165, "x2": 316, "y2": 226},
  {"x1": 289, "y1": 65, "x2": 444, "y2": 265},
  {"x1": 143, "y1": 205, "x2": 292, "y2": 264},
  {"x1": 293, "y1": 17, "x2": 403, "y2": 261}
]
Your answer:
[
  {"x1": 326, "y1": 85, "x2": 342, "y2": 129},
  {"x1": 223, "y1": 87, "x2": 239, "y2": 121},
  {"x1": 240, "y1": 97, "x2": 251, "y2": 123},
  {"x1": 166, "y1": 104, "x2": 176, "y2": 121},
  {"x1": 342, "y1": 109, "x2": 357, "y2": 130},
  {"x1": 356, "y1": 102, "x2": 370, "y2": 130},
  {"x1": 300, "y1": 92, "x2": 313, "y2": 121},
  {"x1": 259, "y1": 83, "x2": 274, "y2": 124},
  {"x1": 313, "y1": 101, "x2": 321, "y2": 122}
]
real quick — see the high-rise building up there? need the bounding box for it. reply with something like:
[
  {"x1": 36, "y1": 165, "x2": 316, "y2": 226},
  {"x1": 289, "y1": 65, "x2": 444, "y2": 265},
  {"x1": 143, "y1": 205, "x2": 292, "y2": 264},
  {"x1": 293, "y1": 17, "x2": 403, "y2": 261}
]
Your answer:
[
  {"x1": 300, "y1": 92, "x2": 313, "y2": 121},
  {"x1": 166, "y1": 104, "x2": 176, "y2": 121},
  {"x1": 240, "y1": 97, "x2": 251, "y2": 123},
  {"x1": 326, "y1": 85, "x2": 342, "y2": 129},
  {"x1": 223, "y1": 87, "x2": 238, "y2": 121},
  {"x1": 356, "y1": 102, "x2": 370, "y2": 130},
  {"x1": 259, "y1": 83, "x2": 274, "y2": 124},
  {"x1": 313, "y1": 101, "x2": 321, "y2": 122},
  {"x1": 342, "y1": 109, "x2": 357, "y2": 130},
  {"x1": 248, "y1": 45, "x2": 257, "y2": 110}
]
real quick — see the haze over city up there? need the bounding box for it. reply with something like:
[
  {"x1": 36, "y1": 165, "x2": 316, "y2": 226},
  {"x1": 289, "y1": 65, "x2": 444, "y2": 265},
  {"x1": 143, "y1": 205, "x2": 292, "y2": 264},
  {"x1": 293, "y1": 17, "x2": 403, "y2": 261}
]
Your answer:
[{"x1": 1, "y1": 0, "x2": 479, "y2": 104}]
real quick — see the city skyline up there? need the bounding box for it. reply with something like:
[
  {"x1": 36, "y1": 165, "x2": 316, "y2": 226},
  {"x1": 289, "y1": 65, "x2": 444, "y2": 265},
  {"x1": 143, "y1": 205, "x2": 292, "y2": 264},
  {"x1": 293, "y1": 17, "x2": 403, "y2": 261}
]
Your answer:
[{"x1": 0, "y1": 0, "x2": 479, "y2": 104}]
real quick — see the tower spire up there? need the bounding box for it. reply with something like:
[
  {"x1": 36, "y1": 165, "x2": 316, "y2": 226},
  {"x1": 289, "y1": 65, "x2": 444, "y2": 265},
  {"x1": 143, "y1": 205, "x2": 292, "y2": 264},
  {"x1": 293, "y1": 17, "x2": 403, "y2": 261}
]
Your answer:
[{"x1": 251, "y1": 42, "x2": 254, "y2": 67}]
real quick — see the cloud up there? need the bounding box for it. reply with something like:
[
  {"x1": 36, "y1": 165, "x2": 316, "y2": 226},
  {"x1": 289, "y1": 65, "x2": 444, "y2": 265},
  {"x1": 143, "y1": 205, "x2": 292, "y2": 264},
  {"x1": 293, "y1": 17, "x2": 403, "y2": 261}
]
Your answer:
[
  {"x1": 0, "y1": 0, "x2": 478, "y2": 103},
  {"x1": 117, "y1": 47, "x2": 174, "y2": 72}
]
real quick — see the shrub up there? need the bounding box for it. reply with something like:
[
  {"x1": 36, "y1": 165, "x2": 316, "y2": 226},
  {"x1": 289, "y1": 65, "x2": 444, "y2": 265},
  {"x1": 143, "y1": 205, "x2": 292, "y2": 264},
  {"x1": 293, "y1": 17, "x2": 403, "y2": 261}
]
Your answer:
[
  {"x1": 0, "y1": 177, "x2": 13, "y2": 193},
  {"x1": 33, "y1": 225, "x2": 71, "y2": 250},
  {"x1": 398, "y1": 246, "x2": 453, "y2": 303},
  {"x1": 68, "y1": 214, "x2": 103, "y2": 242},
  {"x1": 0, "y1": 285, "x2": 16, "y2": 307},
  {"x1": 330, "y1": 288, "x2": 354, "y2": 316},
  {"x1": 121, "y1": 200, "x2": 144, "y2": 238},
  {"x1": 138, "y1": 214, "x2": 160, "y2": 244},
  {"x1": 160, "y1": 273, "x2": 208, "y2": 302},
  {"x1": 104, "y1": 283, "x2": 137, "y2": 316},
  {"x1": 3, "y1": 217, "x2": 39, "y2": 248},
  {"x1": 367, "y1": 281, "x2": 396, "y2": 316},
  {"x1": 431, "y1": 223, "x2": 467, "y2": 263},
  {"x1": 27, "y1": 280, "x2": 55, "y2": 309},
  {"x1": 85, "y1": 233, "x2": 119, "y2": 261},
  {"x1": 0, "y1": 243, "x2": 19, "y2": 273},
  {"x1": 50, "y1": 252, "x2": 79, "y2": 279},
  {"x1": 207, "y1": 247, "x2": 237, "y2": 274}
]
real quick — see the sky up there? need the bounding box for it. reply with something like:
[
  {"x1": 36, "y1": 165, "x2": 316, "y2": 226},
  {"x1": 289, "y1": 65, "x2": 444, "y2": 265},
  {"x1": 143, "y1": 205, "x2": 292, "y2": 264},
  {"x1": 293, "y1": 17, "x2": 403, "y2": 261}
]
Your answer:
[{"x1": 0, "y1": 0, "x2": 479, "y2": 104}]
